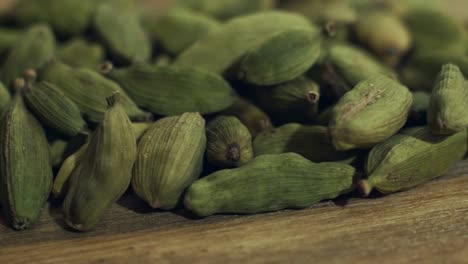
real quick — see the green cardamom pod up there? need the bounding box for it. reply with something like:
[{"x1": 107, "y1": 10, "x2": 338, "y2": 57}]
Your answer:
[
  {"x1": 0, "y1": 81, "x2": 11, "y2": 115},
  {"x1": 238, "y1": 28, "x2": 322, "y2": 86},
  {"x1": 0, "y1": 27, "x2": 21, "y2": 55},
  {"x1": 101, "y1": 62, "x2": 235, "y2": 116},
  {"x1": 359, "y1": 127, "x2": 467, "y2": 196},
  {"x1": 94, "y1": 3, "x2": 151, "y2": 63},
  {"x1": 176, "y1": 0, "x2": 275, "y2": 20},
  {"x1": 147, "y1": 8, "x2": 220, "y2": 55},
  {"x1": 39, "y1": 60, "x2": 148, "y2": 122},
  {"x1": 428, "y1": 64, "x2": 468, "y2": 135},
  {"x1": 279, "y1": 0, "x2": 357, "y2": 24},
  {"x1": 1, "y1": 24, "x2": 55, "y2": 89},
  {"x1": 254, "y1": 124, "x2": 356, "y2": 163},
  {"x1": 329, "y1": 74, "x2": 413, "y2": 150},
  {"x1": 22, "y1": 70, "x2": 86, "y2": 137},
  {"x1": 174, "y1": 11, "x2": 313, "y2": 74},
  {"x1": 184, "y1": 153, "x2": 355, "y2": 217},
  {"x1": 253, "y1": 76, "x2": 320, "y2": 124},
  {"x1": 0, "y1": 82, "x2": 53, "y2": 230},
  {"x1": 63, "y1": 93, "x2": 137, "y2": 231},
  {"x1": 222, "y1": 97, "x2": 273, "y2": 137},
  {"x1": 57, "y1": 38, "x2": 105, "y2": 69},
  {"x1": 49, "y1": 134, "x2": 87, "y2": 168},
  {"x1": 206, "y1": 116, "x2": 253, "y2": 168},
  {"x1": 132, "y1": 113, "x2": 206, "y2": 209}
]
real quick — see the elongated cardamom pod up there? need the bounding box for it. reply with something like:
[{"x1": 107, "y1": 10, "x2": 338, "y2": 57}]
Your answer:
[
  {"x1": 39, "y1": 60, "x2": 148, "y2": 122},
  {"x1": 428, "y1": 64, "x2": 468, "y2": 134},
  {"x1": 132, "y1": 113, "x2": 206, "y2": 209},
  {"x1": 359, "y1": 128, "x2": 467, "y2": 196},
  {"x1": 1, "y1": 24, "x2": 55, "y2": 89},
  {"x1": 206, "y1": 116, "x2": 253, "y2": 168},
  {"x1": 101, "y1": 62, "x2": 235, "y2": 116},
  {"x1": 63, "y1": 93, "x2": 137, "y2": 231},
  {"x1": 329, "y1": 74, "x2": 413, "y2": 150},
  {"x1": 0, "y1": 80, "x2": 53, "y2": 230},
  {"x1": 184, "y1": 153, "x2": 355, "y2": 217},
  {"x1": 58, "y1": 38, "x2": 105, "y2": 69}
]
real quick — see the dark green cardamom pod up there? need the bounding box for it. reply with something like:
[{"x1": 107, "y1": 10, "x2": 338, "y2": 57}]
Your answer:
[
  {"x1": 0, "y1": 27, "x2": 21, "y2": 55},
  {"x1": 57, "y1": 38, "x2": 105, "y2": 69},
  {"x1": 184, "y1": 153, "x2": 355, "y2": 217},
  {"x1": 39, "y1": 60, "x2": 148, "y2": 122},
  {"x1": 359, "y1": 127, "x2": 467, "y2": 197},
  {"x1": 1, "y1": 24, "x2": 55, "y2": 89},
  {"x1": 101, "y1": 62, "x2": 235, "y2": 116},
  {"x1": 254, "y1": 124, "x2": 356, "y2": 163},
  {"x1": 253, "y1": 76, "x2": 320, "y2": 124},
  {"x1": 132, "y1": 113, "x2": 206, "y2": 209},
  {"x1": 63, "y1": 93, "x2": 137, "y2": 231},
  {"x1": 147, "y1": 8, "x2": 220, "y2": 55},
  {"x1": 22, "y1": 70, "x2": 86, "y2": 137},
  {"x1": 428, "y1": 64, "x2": 468, "y2": 135},
  {"x1": 222, "y1": 97, "x2": 273, "y2": 137},
  {"x1": 329, "y1": 75, "x2": 413, "y2": 150},
  {"x1": 206, "y1": 116, "x2": 253, "y2": 168},
  {"x1": 0, "y1": 81, "x2": 11, "y2": 115},
  {"x1": 176, "y1": 0, "x2": 275, "y2": 20},
  {"x1": 238, "y1": 28, "x2": 322, "y2": 86},
  {"x1": 94, "y1": 3, "x2": 151, "y2": 63},
  {"x1": 0, "y1": 79, "x2": 53, "y2": 230}
]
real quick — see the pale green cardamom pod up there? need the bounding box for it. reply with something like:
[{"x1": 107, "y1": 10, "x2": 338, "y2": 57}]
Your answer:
[
  {"x1": 57, "y1": 38, "x2": 105, "y2": 69},
  {"x1": 132, "y1": 113, "x2": 206, "y2": 209},
  {"x1": 184, "y1": 153, "x2": 355, "y2": 217}
]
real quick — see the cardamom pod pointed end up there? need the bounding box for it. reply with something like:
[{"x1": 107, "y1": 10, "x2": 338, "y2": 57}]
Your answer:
[
  {"x1": 14, "y1": 78, "x2": 26, "y2": 93},
  {"x1": 106, "y1": 92, "x2": 121, "y2": 107},
  {"x1": 358, "y1": 180, "x2": 373, "y2": 197},
  {"x1": 307, "y1": 91, "x2": 320, "y2": 104},
  {"x1": 23, "y1": 68, "x2": 38, "y2": 82},
  {"x1": 100, "y1": 61, "x2": 114, "y2": 75},
  {"x1": 226, "y1": 143, "x2": 241, "y2": 162}
]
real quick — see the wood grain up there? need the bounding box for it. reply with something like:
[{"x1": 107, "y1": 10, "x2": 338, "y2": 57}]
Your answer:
[{"x1": 0, "y1": 160, "x2": 467, "y2": 264}]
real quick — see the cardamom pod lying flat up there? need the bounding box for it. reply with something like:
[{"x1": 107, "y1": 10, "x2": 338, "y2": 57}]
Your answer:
[
  {"x1": 132, "y1": 113, "x2": 206, "y2": 209},
  {"x1": 0, "y1": 84, "x2": 53, "y2": 230},
  {"x1": 359, "y1": 127, "x2": 467, "y2": 196},
  {"x1": 102, "y1": 62, "x2": 235, "y2": 116},
  {"x1": 57, "y1": 38, "x2": 105, "y2": 69},
  {"x1": 428, "y1": 64, "x2": 468, "y2": 135},
  {"x1": 329, "y1": 74, "x2": 413, "y2": 150},
  {"x1": 206, "y1": 116, "x2": 253, "y2": 168},
  {"x1": 184, "y1": 153, "x2": 355, "y2": 217},
  {"x1": 63, "y1": 93, "x2": 137, "y2": 231}
]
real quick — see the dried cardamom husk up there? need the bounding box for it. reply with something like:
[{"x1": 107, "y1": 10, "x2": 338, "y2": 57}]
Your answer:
[
  {"x1": 101, "y1": 62, "x2": 235, "y2": 116},
  {"x1": 57, "y1": 38, "x2": 105, "y2": 69},
  {"x1": 63, "y1": 93, "x2": 137, "y2": 231},
  {"x1": 1, "y1": 24, "x2": 55, "y2": 89},
  {"x1": 206, "y1": 116, "x2": 253, "y2": 168},
  {"x1": 329, "y1": 74, "x2": 413, "y2": 150},
  {"x1": 0, "y1": 82, "x2": 53, "y2": 230},
  {"x1": 222, "y1": 96, "x2": 273, "y2": 137},
  {"x1": 132, "y1": 113, "x2": 206, "y2": 209},
  {"x1": 428, "y1": 64, "x2": 468, "y2": 134},
  {"x1": 254, "y1": 124, "x2": 356, "y2": 163},
  {"x1": 359, "y1": 127, "x2": 467, "y2": 196},
  {"x1": 238, "y1": 28, "x2": 322, "y2": 85},
  {"x1": 39, "y1": 60, "x2": 148, "y2": 122},
  {"x1": 176, "y1": 0, "x2": 275, "y2": 20},
  {"x1": 184, "y1": 153, "x2": 355, "y2": 217}
]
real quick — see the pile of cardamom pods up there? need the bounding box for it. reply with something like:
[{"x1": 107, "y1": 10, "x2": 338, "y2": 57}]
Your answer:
[{"x1": 0, "y1": 0, "x2": 467, "y2": 232}]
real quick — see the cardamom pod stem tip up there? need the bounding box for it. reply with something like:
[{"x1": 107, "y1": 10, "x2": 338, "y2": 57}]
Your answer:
[
  {"x1": 358, "y1": 180, "x2": 373, "y2": 197},
  {"x1": 226, "y1": 143, "x2": 241, "y2": 162},
  {"x1": 100, "y1": 61, "x2": 114, "y2": 75}
]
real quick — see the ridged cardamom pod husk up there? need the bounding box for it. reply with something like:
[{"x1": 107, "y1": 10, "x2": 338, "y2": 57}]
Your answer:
[
  {"x1": 329, "y1": 74, "x2": 413, "y2": 150},
  {"x1": 0, "y1": 81, "x2": 11, "y2": 115},
  {"x1": 222, "y1": 97, "x2": 273, "y2": 137},
  {"x1": 13, "y1": 0, "x2": 94, "y2": 36},
  {"x1": 184, "y1": 153, "x2": 355, "y2": 217},
  {"x1": 176, "y1": 0, "x2": 275, "y2": 20},
  {"x1": 206, "y1": 116, "x2": 253, "y2": 168},
  {"x1": 359, "y1": 127, "x2": 467, "y2": 196},
  {"x1": 39, "y1": 60, "x2": 148, "y2": 122},
  {"x1": 254, "y1": 124, "x2": 356, "y2": 163},
  {"x1": 253, "y1": 76, "x2": 320, "y2": 124},
  {"x1": 238, "y1": 28, "x2": 322, "y2": 86},
  {"x1": 147, "y1": 8, "x2": 220, "y2": 55},
  {"x1": 428, "y1": 64, "x2": 468, "y2": 135},
  {"x1": 279, "y1": 0, "x2": 357, "y2": 24},
  {"x1": 101, "y1": 62, "x2": 235, "y2": 116},
  {"x1": 174, "y1": 11, "x2": 313, "y2": 74},
  {"x1": 22, "y1": 70, "x2": 86, "y2": 137},
  {"x1": 0, "y1": 27, "x2": 21, "y2": 55},
  {"x1": 0, "y1": 85, "x2": 53, "y2": 230},
  {"x1": 57, "y1": 38, "x2": 105, "y2": 69},
  {"x1": 63, "y1": 93, "x2": 137, "y2": 231},
  {"x1": 132, "y1": 113, "x2": 206, "y2": 209},
  {"x1": 1, "y1": 24, "x2": 55, "y2": 89},
  {"x1": 94, "y1": 3, "x2": 151, "y2": 63},
  {"x1": 354, "y1": 11, "x2": 411, "y2": 66}
]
